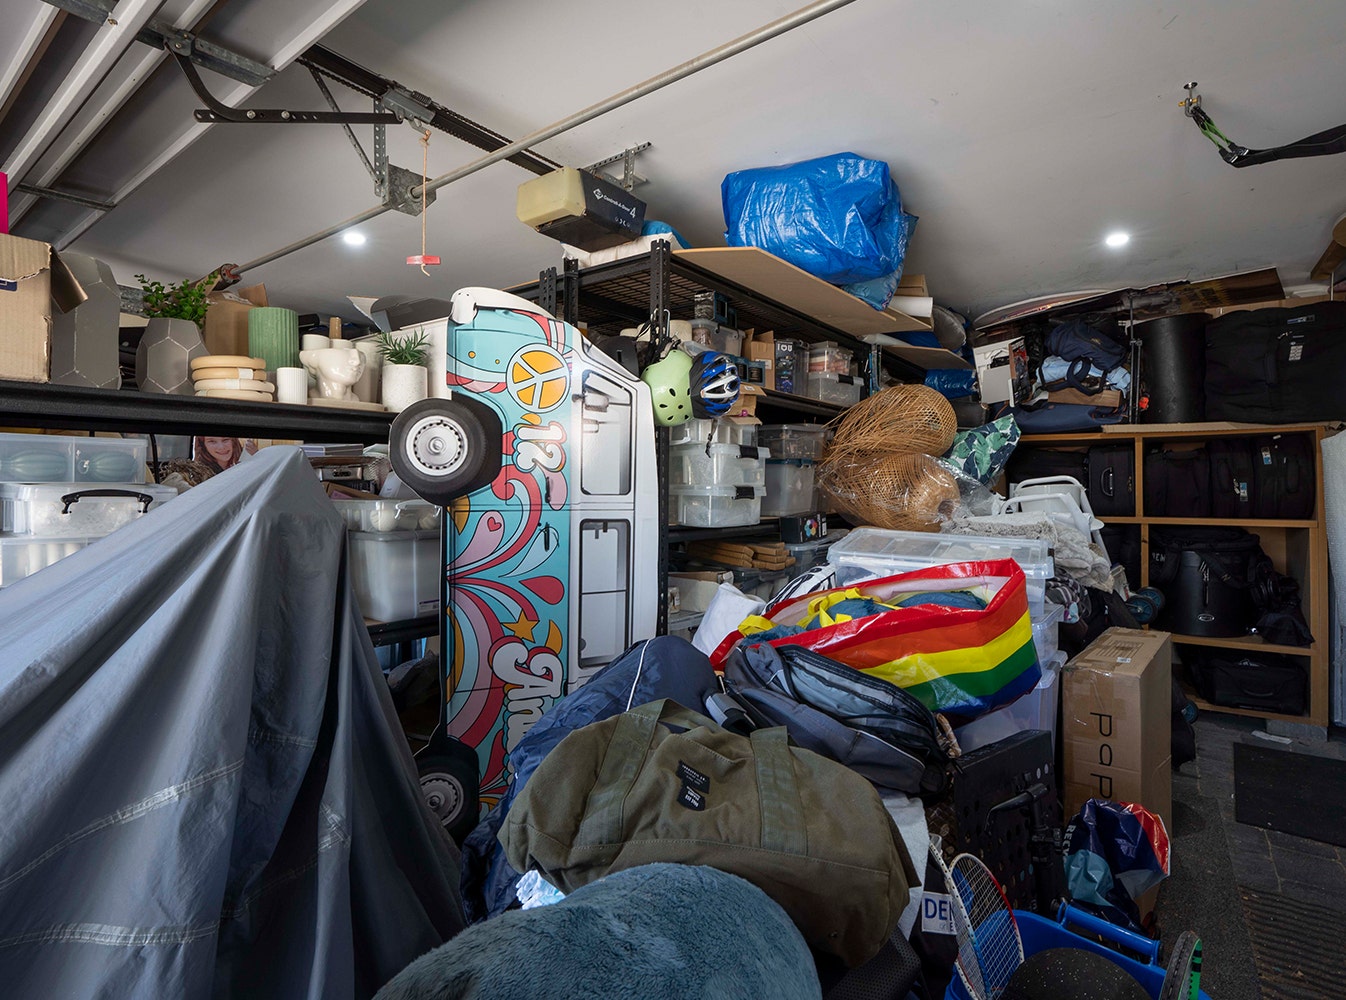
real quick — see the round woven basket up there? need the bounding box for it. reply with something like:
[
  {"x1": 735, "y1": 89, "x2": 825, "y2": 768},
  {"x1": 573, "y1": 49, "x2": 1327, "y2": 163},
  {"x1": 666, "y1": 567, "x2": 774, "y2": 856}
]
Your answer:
[
  {"x1": 819, "y1": 451, "x2": 960, "y2": 532},
  {"x1": 826, "y1": 384, "x2": 957, "y2": 463}
]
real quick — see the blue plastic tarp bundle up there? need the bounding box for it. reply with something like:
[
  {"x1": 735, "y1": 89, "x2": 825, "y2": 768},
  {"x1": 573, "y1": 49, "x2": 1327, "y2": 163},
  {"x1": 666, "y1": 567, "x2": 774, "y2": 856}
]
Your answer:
[{"x1": 722, "y1": 152, "x2": 916, "y2": 308}]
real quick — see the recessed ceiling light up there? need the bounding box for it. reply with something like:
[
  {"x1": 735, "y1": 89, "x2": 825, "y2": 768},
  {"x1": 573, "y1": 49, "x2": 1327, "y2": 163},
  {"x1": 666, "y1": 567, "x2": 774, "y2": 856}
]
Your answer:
[
  {"x1": 342, "y1": 231, "x2": 367, "y2": 246},
  {"x1": 1105, "y1": 231, "x2": 1130, "y2": 248}
]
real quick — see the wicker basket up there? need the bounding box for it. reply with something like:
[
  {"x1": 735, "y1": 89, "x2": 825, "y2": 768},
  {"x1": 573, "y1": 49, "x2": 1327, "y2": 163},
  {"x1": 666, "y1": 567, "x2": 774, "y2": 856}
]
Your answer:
[
  {"x1": 818, "y1": 451, "x2": 960, "y2": 532},
  {"x1": 826, "y1": 384, "x2": 957, "y2": 464}
]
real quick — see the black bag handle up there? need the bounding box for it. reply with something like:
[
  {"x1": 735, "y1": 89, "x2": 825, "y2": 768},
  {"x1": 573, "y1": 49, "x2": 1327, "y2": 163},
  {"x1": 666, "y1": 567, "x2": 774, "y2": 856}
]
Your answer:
[{"x1": 60, "y1": 488, "x2": 155, "y2": 514}]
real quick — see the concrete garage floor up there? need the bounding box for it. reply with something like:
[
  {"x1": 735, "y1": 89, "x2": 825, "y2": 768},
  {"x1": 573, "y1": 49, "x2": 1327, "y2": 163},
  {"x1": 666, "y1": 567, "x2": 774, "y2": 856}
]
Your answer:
[{"x1": 1157, "y1": 715, "x2": 1346, "y2": 1000}]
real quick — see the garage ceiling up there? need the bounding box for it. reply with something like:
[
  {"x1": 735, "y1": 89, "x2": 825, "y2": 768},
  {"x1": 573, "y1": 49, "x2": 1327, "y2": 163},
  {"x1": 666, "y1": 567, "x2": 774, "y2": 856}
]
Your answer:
[{"x1": 4, "y1": 0, "x2": 1345, "y2": 323}]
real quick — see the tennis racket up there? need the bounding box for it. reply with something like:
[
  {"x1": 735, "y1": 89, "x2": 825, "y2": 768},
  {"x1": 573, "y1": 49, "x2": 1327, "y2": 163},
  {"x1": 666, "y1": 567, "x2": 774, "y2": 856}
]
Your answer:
[
  {"x1": 944, "y1": 851, "x2": 1025, "y2": 1000},
  {"x1": 1159, "y1": 931, "x2": 1203, "y2": 1000}
]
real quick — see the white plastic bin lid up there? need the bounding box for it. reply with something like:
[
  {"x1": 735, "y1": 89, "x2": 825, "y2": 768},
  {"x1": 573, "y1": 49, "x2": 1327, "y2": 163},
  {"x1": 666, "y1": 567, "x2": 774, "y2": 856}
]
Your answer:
[
  {"x1": 669, "y1": 484, "x2": 766, "y2": 498},
  {"x1": 826, "y1": 527, "x2": 1054, "y2": 582}
]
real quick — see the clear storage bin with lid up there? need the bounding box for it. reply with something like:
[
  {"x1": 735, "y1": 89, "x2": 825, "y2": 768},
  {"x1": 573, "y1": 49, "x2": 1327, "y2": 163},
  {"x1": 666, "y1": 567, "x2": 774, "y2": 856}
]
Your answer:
[
  {"x1": 331, "y1": 497, "x2": 440, "y2": 532},
  {"x1": 670, "y1": 484, "x2": 764, "y2": 528},
  {"x1": 1, "y1": 482, "x2": 176, "y2": 537},
  {"x1": 668, "y1": 417, "x2": 759, "y2": 448},
  {"x1": 805, "y1": 372, "x2": 862, "y2": 407},
  {"x1": 783, "y1": 538, "x2": 833, "y2": 574},
  {"x1": 0, "y1": 431, "x2": 147, "y2": 484},
  {"x1": 671, "y1": 442, "x2": 768, "y2": 488},
  {"x1": 348, "y1": 528, "x2": 441, "y2": 620},
  {"x1": 825, "y1": 527, "x2": 1054, "y2": 618},
  {"x1": 808, "y1": 341, "x2": 853, "y2": 374},
  {"x1": 0, "y1": 535, "x2": 96, "y2": 587},
  {"x1": 689, "y1": 318, "x2": 744, "y2": 357},
  {"x1": 762, "y1": 459, "x2": 816, "y2": 517},
  {"x1": 759, "y1": 424, "x2": 829, "y2": 461}
]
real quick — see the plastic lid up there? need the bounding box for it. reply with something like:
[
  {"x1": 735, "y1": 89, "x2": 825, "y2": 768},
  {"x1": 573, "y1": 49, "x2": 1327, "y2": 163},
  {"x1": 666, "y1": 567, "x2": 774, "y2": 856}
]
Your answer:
[
  {"x1": 827, "y1": 527, "x2": 1054, "y2": 579},
  {"x1": 669, "y1": 484, "x2": 766, "y2": 498},
  {"x1": 766, "y1": 457, "x2": 815, "y2": 466},
  {"x1": 759, "y1": 424, "x2": 829, "y2": 434},
  {"x1": 348, "y1": 527, "x2": 440, "y2": 541},
  {"x1": 0, "y1": 482, "x2": 175, "y2": 499}
]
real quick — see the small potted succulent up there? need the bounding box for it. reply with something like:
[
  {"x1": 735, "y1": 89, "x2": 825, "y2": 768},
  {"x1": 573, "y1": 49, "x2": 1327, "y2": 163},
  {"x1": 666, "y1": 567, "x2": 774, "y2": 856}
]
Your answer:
[
  {"x1": 133, "y1": 272, "x2": 215, "y2": 395},
  {"x1": 377, "y1": 330, "x2": 430, "y2": 412}
]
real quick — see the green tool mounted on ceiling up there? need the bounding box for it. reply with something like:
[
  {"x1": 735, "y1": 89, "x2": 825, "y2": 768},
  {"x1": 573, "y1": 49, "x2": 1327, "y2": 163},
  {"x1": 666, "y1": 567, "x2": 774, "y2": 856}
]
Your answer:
[{"x1": 1180, "y1": 82, "x2": 1346, "y2": 167}]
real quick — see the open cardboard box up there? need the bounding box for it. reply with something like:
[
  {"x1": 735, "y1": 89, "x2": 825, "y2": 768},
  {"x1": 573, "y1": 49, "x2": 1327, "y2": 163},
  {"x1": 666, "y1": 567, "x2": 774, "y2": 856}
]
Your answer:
[
  {"x1": 203, "y1": 282, "x2": 268, "y2": 356},
  {"x1": 0, "y1": 233, "x2": 88, "y2": 382}
]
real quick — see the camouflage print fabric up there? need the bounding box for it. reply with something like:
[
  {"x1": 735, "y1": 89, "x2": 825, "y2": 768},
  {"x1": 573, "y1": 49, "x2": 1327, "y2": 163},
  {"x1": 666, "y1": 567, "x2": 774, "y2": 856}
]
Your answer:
[{"x1": 942, "y1": 415, "x2": 1020, "y2": 486}]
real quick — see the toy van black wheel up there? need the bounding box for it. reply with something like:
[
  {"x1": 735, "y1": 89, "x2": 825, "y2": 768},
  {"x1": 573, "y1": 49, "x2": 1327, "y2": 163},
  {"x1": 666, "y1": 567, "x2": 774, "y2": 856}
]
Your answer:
[
  {"x1": 390, "y1": 398, "x2": 502, "y2": 506},
  {"x1": 417, "y1": 748, "x2": 480, "y2": 845}
]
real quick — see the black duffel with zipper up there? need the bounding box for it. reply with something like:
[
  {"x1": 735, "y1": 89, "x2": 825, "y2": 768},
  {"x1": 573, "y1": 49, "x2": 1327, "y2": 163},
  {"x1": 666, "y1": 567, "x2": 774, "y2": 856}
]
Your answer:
[
  {"x1": 1143, "y1": 447, "x2": 1211, "y2": 517},
  {"x1": 1205, "y1": 301, "x2": 1346, "y2": 422},
  {"x1": 1251, "y1": 433, "x2": 1315, "y2": 520},
  {"x1": 1187, "y1": 651, "x2": 1308, "y2": 715},
  {"x1": 1207, "y1": 439, "x2": 1256, "y2": 519}
]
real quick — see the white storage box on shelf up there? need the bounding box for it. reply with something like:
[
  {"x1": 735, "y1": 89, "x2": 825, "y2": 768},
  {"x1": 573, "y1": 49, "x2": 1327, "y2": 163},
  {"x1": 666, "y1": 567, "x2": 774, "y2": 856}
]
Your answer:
[
  {"x1": 0, "y1": 535, "x2": 97, "y2": 588},
  {"x1": 670, "y1": 442, "x2": 768, "y2": 488},
  {"x1": 331, "y1": 497, "x2": 440, "y2": 532},
  {"x1": 670, "y1": 484, "x2": 764, "y2": 528},
  {"x1": 826, "y1": 527, "x2": 1054, "y2": 619},
  {"x1": 0, "y1": 431, "x2": 147, "y2": 484},
  {"x1": 759, "y1": 424, "x2": 829, "y2": 461},
  {"x1": 0, "y1": 482, "x2": 176, "y2": 536},
  {"x1": 953, "y1": 651, "x2": 1065, "y2": 753},
  {"x1": 668, "y1": 417, "x2": 759, "y2": 448},
  {"x1": 762, "y1": 459, "x2": 816, "y2": 517},
  {"x1": 804, "y1": 372, "x2": 862, "y2": 407},
  {"x1": 347, "y1": 527, "x2": 440, "y2": 621}
]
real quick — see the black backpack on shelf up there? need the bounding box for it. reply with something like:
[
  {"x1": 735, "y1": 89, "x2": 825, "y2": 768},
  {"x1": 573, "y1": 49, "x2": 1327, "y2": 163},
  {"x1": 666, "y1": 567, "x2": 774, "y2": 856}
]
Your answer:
[
  {"x1": 1143, "y1": 448, "x2": 1211, "y2": 517},
  {"x1": 1207, "y1": 439, "x2": 1256, "y2": 519},
  {"x1": 1251, "y1": 433, "x2": 1316, "y2": 520},
  {"x1": 1087, "y1": 444, "x2": 1135, "y2": 516}
]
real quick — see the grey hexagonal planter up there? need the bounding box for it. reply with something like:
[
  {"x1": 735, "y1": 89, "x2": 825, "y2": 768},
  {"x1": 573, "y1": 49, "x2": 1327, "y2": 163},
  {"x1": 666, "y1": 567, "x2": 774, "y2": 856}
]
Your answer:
[
  {"x1": 136, "y1": 318, "x2": 206, "y2": 394},
  {"x1": 50, "y1": 253, "x2": 122, "y2": 389}
]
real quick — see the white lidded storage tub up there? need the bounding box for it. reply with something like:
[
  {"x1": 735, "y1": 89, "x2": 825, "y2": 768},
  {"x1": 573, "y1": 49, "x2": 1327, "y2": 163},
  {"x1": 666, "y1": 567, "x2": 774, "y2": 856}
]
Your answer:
[
  {"x1": 671, "y1": 484, "x2": 764, "y2": 528},
  {"x1": 348, "y1": 527, "x2": 441, "y2": 621},
  {"x1": 758, "y1": 424, "x2": 829, "y2": 461},
  {"x1": 826, "y1": 527, "x2": 1054, "y2": 619},
  {"x1": 1032, "y1": 602, "x2": 1065, "y2": 665},
  {"x1": 0, "y1": 482, "x2": 176, "y2": 536},
  {"x1": 804, "y1": 372, "x2": 861, "y2": 407},
  {"x1": 331, "y1": 497, "x2": 440, "y2": 532},
  {"x1": 0, "y1": 534, "x2": 96, "y2": 587},
  {"x1": 668, "y1": 417, "x2": 759, "y2": 448},
  {"x1": 671, "y1": 442, "x2": 767, "y2": 488},
  {"x1": 953, "y1": 651, "x2": 1065, "y2": 753},
  {"x1": 762, "y1": 459, "x2": 816, "y2": 517},
  {"x1": 0, "y1": 431, "x2": 147, "y2": 484}
]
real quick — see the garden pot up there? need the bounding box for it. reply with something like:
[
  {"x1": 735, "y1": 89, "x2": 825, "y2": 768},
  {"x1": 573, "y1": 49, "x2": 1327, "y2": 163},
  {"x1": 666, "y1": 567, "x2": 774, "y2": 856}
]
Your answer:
[
  {"x1": 136, "y1": 318, "x2": 206, "y2": 394},
  {"x1": 382, "y1": 363, "x2": 427, "y2": 412}
]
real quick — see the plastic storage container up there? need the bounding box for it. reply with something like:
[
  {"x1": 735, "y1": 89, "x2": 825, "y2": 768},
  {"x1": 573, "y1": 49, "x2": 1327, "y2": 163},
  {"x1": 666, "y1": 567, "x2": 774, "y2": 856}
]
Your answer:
[
  {"x1": 671, "y1": 443, "x2": 768, "y2": 488},
  {"x1": 808, "y1": 341, "x2": 853, "y2": 374},
  {"x1": 1032, "y1": 602, "x2": 1064, "y2": 665},
  {"x1": 784, "y1": 538, "x2": 833, "y2": 574},
  {"x1": 689, "y1": 318, "x2": 744, "y2": 356},
  {"x1": 668, "y1": 417, "x2": 758, "y2": 448},
  {"x1": 953, "y1": 651, "x2": 1064, "y2": 754},
  {"x1": 826, "y1": 527, "x2": 1054, "y2": 619},
  {"x1": 347, "y1": 528, "x2": 440, "y2": 621},
  {"x1": 0, "y1": 432, "x2": 147, "y2": 484},
  {"x1": 762, "y1": 459, "x2": 816, "y2": 517},
  {"x1": 1, "y1": 482, "x2": 176, "y2": 537},
  {"x1": 759, "y1": 424, "x2": 830, "y2": 461},
  {"x1": 671, "y1": 484, "x2": 764, "y2": 528},
  {"x1": 805, "y1": 372, "x2": 862, "y2": 407},
  {"x1": 331, "y1": 497, "x2": 440, "y2": 532},
  {"x1": 0, "y1": 534, "x2": 95, "y2": 587}
]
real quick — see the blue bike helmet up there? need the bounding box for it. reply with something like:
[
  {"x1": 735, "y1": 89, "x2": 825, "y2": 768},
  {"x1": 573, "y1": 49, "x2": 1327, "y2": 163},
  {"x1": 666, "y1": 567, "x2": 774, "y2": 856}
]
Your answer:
[{"x1": 689, "y1": 351, "x2": 741, "y2": 418}]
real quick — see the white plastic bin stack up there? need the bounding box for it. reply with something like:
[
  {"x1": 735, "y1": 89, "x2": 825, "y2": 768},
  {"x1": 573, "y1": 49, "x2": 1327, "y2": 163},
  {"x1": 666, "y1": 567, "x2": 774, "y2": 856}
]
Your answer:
[
  {"x1": 805, "y1": 342, "x2": 861, "y2": 406},
  {"x1": 0, "y1": 431, "x2": 164, "y2": 588},
  {"x1": 670, "y1": 426, "x2": 768, "y2": 528},
  {"x1": 330, "y1": 496, "x2": 443, "y2": 621},
  {"x1": 759, "y1": 424, "x2": 829, "y2": 518}
]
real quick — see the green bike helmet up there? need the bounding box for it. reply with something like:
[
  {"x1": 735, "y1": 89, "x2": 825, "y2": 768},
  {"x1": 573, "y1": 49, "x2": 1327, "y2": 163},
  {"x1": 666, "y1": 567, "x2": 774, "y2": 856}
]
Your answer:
[{"x1": 641, "y1": 348, "x2": 694, "y2": 426}]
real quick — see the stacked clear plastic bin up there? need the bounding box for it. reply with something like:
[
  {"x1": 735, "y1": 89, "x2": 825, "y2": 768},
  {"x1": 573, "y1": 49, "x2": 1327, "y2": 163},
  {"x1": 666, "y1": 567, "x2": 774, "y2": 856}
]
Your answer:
[{"x1": 669, "y1": 420, "x2": 769, "y2": 528}]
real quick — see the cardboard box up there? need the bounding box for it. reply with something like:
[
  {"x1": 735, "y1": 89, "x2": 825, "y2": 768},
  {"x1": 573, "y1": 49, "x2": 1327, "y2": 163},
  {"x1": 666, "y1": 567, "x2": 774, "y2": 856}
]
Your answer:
[
  {"x1": 1048, "y1": 387, "x2": 1123, "y2": 408},
  {"x1": 1062, "y1": 628, "x2": 1173, "y2": 828},
  {"x1": 1, "y1": 172, "x2": 7, "y2": 234},
  {"x1": 731, "y1": 383, "x2": 764, "y2": 417},
  {"x1": 0, "y1": 234, "x2": 86, "y2": 382},
  {"x1": 203, "y1": 283, "x2": 268, "y2": 357},
  {"x1": 743, "y1": 329, "x2": 776, "y2": 390}
]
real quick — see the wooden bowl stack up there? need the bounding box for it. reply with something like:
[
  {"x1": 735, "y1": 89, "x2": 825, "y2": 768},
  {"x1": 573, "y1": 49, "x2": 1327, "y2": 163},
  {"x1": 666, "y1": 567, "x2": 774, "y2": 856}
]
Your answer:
[{"x1": 189, "y1": 355, "x2": 276, "y2": 401}]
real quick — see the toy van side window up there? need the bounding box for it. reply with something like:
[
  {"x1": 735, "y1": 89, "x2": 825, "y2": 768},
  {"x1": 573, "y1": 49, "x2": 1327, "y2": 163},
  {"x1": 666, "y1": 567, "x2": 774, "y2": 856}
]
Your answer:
[
  {"x1": 580, "y1": 371, "x2": 633, "y2": 496},
  {"x1": 575, "y1": 518, "x2": 631, "y2": 679}
]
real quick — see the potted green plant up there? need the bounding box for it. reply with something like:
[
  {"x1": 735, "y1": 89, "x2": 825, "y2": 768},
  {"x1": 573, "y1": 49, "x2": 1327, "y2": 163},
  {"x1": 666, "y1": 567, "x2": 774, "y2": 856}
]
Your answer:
[
  {"x1": 133, "y1": 273, "x2": 216, "y2": 395},
  {"x1": 377, "y1": 330, "x2": 430, "y2": 412}
]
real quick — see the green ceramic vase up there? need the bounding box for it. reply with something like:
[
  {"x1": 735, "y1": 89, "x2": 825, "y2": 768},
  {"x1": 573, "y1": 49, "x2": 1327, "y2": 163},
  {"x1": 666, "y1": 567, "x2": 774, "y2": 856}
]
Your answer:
[{"x1": 248, "y1": 307, "x2": 300, "y2": 373}]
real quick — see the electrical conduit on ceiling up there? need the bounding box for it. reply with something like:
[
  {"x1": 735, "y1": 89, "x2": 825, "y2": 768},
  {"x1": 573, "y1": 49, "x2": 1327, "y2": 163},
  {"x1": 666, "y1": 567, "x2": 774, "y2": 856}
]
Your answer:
[{"x1": 233, "y1": 0, "x2": 864, "y2": 276}]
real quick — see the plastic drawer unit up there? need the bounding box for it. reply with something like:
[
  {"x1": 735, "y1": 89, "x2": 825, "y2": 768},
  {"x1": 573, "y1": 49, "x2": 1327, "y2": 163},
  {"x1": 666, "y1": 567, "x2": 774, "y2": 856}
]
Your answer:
[
  {"x1": 348, "y1": 527, "x2": 441, "y2": 621},
  {"x1": 826, "y1": 527, "x2": 1054, "y2": 619},
  {"x1": 804, "y1": 372, "x2": 862, "y2": 407},
  {"x1": 0, "y1": 432, "x2": 147, "y2": 484},
  {"x1": 671, "y1": 443, "x2": 768, "y2": 489},
  {"x1": 0, "y1": 483, "x2": 176, "y2": 536},
  {"x1": 331, "y1": 497, "x2": 440, "y2": 532},
  {"x1": 670, "y1": 484, "x2": 765, "y2": 528}
]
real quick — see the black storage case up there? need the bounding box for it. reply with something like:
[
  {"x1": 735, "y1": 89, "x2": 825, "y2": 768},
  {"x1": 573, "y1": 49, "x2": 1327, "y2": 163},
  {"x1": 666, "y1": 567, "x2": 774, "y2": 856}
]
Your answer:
[
  {"x1": 1087, "y1": 444, "x2": 1135, "y2": 516},
  {"x1": 1143, "y1": 447, "x2": 1211, "y2": 517},
  {"x1": 1005, "y1": 447, "x2": 1088, "y2": 489},
  {"x1": 1137, "y1": 313, "x2": 1209, "y2": 423},
  {"x1": 1205, "y1": 301, "x2": 1346, "y2": 422},
  {"x1": 1188, "y1": 651, "x2": 1308, "y2": 715},
  {"x1": 1251, "y1": 433, "x2": 1315, "y2": 520},
  {"x1": 1207, "y1": 439, "x2": 1256, "y2": 519},
  {"x1": 1150, "y1": 527, "x2": 1261, "y2": 637}
]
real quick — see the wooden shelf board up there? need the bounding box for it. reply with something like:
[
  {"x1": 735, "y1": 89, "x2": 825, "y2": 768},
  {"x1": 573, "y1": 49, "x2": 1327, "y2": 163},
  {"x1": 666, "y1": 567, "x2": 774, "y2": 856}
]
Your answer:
[
  {"x1": 674, "y1": 247, "x2": 932, "y2": 335},
  {"x1": 1098, "y1": 516, "x2": 1143, "y2": 524},
  {"x1": 1097, "y1": 421, "x2": 1330, "y2": 437},
  {"x1": 875, "y1": 340, "x2": 973, "y2": 371},
  {"x1": 1139, "y1": 516, "x2": 1318, "y2": 528},
  {"x1": 1187, "y1": 693, "x2": 1316, "y2": 726},
  {"x1": 1170, "y1": 633, "x2": 1315, "y2": 656}
]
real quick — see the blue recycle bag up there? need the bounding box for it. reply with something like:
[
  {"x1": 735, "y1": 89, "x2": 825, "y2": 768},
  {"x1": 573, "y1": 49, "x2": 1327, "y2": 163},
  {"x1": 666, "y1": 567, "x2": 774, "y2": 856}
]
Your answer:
[
  {"x1": 1064, "y1": 799, "x2": 1170, "y2": 932},
  {"x1": 722, "y1": 152, "x2": 916, "y2": 286}
]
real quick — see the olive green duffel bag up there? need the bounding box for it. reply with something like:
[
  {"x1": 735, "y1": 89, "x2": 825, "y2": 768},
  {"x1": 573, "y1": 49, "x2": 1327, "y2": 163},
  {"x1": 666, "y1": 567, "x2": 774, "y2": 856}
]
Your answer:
[{"x1": 500, "y1": 699, "x2": 918, "y2": 967}]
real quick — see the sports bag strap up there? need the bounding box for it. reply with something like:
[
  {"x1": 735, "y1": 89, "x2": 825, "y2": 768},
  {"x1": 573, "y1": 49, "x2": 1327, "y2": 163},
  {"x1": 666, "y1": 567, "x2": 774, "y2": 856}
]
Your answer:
[
  {"x1": 575, "y1": 699, "x2": 709, "y2": 845},
  {"x1": 749, "y1": 726, "x2": 807, "y2": 856}
]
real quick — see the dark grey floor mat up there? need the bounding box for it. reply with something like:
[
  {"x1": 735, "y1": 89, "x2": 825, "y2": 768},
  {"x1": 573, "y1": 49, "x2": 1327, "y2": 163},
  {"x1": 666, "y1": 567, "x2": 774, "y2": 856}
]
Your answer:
[{"x1": 1240, "y1": 889, "x2": 1346, "y2": 1000}]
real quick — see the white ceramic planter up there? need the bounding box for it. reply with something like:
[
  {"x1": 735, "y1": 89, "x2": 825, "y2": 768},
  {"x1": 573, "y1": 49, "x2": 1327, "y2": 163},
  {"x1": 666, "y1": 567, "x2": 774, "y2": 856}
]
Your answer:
[{"x1": 382, "y1": 363, "x2": 427, "y2": 412}]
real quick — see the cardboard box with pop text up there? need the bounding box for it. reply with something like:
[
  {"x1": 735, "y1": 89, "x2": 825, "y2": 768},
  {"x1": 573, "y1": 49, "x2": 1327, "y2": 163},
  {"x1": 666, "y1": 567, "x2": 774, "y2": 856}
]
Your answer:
[
  {"x1": 1062, "y1": 628, "x2": 1173, "y2": 829},
  {"x1": 0, "y1": 233, "x2": 87, "y2": 382}
]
